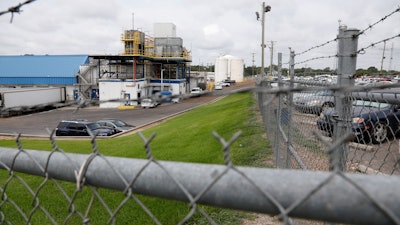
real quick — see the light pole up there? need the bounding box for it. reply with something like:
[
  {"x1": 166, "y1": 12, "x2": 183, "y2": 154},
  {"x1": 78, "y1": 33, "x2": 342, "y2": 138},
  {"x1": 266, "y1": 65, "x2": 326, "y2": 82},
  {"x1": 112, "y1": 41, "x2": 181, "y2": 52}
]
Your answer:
[
  {"x1": 161, "y1": 68, "x2": 165, "y2": 91},
  {"x1": 256, "y1": 2, "x2": 271, "y2": 76}
]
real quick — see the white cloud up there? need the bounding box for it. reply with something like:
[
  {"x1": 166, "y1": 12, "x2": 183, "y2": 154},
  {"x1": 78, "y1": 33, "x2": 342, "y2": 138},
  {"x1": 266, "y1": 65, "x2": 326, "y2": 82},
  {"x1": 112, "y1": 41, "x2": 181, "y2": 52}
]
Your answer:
[
  {"x1": 197, "y1": 24, "x2": 233, "y2": 50},
  {"x1": 0, "y1": 0, "x2": 399, "y2": 70}
]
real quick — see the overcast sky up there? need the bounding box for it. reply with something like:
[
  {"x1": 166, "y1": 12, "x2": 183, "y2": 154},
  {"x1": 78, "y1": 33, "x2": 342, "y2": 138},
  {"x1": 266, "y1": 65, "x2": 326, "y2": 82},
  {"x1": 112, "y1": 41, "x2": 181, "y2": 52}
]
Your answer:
[{"x1": 0, "y1": 0, "x2": 399, "y2": 71}]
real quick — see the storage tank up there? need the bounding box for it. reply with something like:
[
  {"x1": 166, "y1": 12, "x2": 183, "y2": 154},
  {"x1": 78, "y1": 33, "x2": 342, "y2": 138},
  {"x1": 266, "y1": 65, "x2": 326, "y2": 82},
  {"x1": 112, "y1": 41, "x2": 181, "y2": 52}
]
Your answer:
[
  {"x1": 214, "y1": 55, "x2": 244, "y2": 82},
  {"x1": 230, "y1": 57, "x2": 244, "y2": 82}
]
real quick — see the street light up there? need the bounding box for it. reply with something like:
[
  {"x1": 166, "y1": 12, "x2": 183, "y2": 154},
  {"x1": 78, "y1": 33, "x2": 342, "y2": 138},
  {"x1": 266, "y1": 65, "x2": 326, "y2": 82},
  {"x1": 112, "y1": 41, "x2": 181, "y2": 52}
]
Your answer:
[
  {"x1": 256, "y1": 2, "x2": 271, "y2": 76},
  {"x1": 161, "y1": 68, "x2": 165, "y2": 91}
]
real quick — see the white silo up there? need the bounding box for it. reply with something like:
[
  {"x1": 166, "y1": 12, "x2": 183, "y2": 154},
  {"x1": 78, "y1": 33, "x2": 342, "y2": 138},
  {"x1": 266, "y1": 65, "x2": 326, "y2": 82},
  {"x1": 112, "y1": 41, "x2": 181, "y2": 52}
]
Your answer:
[
  {"x1": 215, "y1": 55, "x2": 244, "y2": 82},
  {"x1": 230, "y1": 56, "x2": 244, "y2": 82},
  {"x1": 215, "y1": 55, "x2": 228, "y2": 82}
]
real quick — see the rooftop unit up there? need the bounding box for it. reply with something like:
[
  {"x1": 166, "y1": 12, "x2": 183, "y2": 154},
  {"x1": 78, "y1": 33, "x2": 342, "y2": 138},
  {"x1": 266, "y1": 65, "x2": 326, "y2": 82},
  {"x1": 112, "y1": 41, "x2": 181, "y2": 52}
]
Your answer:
[
  {"x1": 154, "y1": 37, "x2": 183, "y2": 58},
  {"x1": 154, "y1": 23, "x2": 176, "y2": 37}
]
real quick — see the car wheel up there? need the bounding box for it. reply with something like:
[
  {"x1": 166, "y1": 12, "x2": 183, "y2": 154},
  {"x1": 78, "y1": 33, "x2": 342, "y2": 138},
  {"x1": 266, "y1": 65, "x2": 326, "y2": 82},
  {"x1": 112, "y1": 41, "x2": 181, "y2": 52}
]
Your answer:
[
  {"x1": 320, "y1": 102, "x2": 334, "y2": 115},
  {"x1": 370, "y1": 121, "x2": 388, "y2": 144}
]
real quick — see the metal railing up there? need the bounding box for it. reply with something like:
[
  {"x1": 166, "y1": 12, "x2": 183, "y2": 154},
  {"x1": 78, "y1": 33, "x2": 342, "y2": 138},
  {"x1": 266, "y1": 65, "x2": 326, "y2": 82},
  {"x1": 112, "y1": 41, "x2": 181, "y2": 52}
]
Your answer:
[
  {"x1": 1, "y1": 131, "x2": 400, "y2": 224},
  {"x1": 1, "y1": 3, "x2": 400, "y2": 224}
]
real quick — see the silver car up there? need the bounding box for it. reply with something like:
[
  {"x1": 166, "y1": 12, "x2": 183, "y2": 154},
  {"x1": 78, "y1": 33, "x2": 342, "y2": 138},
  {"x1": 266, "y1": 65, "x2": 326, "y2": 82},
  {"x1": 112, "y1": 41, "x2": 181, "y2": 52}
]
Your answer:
[
  {"x1": 293, "y1": 90, "x2": 334, "y2": 115},
  {"x1": 96, "y1": 119, "x2": 135, "y2": 132}
]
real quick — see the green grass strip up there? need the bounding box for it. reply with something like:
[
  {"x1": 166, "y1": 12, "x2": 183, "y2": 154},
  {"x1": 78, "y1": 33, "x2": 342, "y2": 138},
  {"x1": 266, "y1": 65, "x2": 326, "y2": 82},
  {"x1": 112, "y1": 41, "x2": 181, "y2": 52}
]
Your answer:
[{"x1": 0, "y1": 92, "x2": 272, "y2": 224}]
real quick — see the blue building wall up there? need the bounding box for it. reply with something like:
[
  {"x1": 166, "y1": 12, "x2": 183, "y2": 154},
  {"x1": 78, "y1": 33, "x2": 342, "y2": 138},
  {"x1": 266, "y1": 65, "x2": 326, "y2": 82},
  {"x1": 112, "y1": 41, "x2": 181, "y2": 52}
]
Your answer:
[{"x1": 0, "y1": 55, "x2": 88, "y2": 85}]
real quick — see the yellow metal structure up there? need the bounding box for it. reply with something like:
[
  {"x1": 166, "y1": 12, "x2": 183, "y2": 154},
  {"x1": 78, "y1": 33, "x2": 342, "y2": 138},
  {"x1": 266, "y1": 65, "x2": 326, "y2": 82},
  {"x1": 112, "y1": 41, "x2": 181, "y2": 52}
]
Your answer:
[
  {"x1": 121, "y1": 30, "x2": 145, "y2": 56},
  {"x1": 120, "y1": 29, "x2": 191, "y2": 61}
]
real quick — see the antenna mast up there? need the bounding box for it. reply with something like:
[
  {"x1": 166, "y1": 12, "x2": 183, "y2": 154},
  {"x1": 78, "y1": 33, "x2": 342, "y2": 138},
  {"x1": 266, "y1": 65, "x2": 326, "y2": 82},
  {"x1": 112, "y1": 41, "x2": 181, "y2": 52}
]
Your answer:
[{"x1": 132, "y1": 13, "x2": 135, "y2": 30}]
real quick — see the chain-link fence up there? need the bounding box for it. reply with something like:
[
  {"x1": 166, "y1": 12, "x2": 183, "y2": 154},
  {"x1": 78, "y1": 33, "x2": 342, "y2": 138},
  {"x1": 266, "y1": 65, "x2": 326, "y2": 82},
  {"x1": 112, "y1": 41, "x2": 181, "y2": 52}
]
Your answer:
[
  {"x1": 1, "y1": 130, "x2": 400, "y2": 225},
  {"x1": 258, "y1": 25, "x2": 400, "y2": 176},
  {"x1": 1, "y1": 3, "x2": 400, "y2": 225}
]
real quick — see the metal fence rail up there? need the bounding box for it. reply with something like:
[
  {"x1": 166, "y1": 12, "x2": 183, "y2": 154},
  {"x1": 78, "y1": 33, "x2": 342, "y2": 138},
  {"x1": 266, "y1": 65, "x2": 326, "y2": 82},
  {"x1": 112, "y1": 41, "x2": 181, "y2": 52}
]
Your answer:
[
  {"x1": 1, "y1": 135, "x2": 400, "y2": 225},
  {"x1": 1, "y1": 5, "x2": 400, "y2": 225}
]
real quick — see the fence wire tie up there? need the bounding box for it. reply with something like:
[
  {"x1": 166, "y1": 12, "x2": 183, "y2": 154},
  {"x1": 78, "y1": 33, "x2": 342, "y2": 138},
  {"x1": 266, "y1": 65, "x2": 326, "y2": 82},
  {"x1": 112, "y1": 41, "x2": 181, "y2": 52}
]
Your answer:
[
  {"x1": 139, "y1": 132, "x2": 157, "y2": 160},
  {"x1": 75, "y1": 154, "x2": 96, "y2": 191},
  {"x1": 212, "y1": 130, "x2": 242, "y2": 166},
  {"x1": 137, "y1": 132, "x2": 199, "y2": 225},
  {"x1": 123, "y1": 132, "x2": 157, "y2": 195},
  {"x1": 212, "y1": 131, "x2": 292, "y2": 223},
  {"x1": 75, "y1": 132, "x2": 99, "y2": 191}
]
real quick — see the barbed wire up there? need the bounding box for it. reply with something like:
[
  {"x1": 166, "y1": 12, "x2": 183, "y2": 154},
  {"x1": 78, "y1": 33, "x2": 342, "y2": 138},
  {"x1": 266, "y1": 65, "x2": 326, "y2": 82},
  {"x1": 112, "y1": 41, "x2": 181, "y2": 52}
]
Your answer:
[
  {"x1": 294, "y1": 55, "x2": 337, "y2": 66},
  {"x1": 0, "y1": 0, "x2": 36, "y2": 23},
  {"x1": 357, "y1": 33, "x2": 400, "y2": 55},
  {"x1": 356, "y1": 6, "x2": 400, "y2": 37},
  {"x1": 295, "y1": 38, "x2": 337, "y2": 57}
]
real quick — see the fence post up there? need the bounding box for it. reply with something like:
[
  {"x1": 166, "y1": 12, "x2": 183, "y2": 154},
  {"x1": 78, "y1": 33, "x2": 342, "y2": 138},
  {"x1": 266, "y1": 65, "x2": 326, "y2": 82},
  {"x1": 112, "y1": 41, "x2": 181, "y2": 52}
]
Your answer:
[
  {"x1": 275, "y1": 52, "x2": 288, "y2": 168},
  {"x1": 333, "y1": 25, "x2": 359, "y2": 171},
  {"x1": 287, "y1": 50, "x2": 295, "y2": 169}
]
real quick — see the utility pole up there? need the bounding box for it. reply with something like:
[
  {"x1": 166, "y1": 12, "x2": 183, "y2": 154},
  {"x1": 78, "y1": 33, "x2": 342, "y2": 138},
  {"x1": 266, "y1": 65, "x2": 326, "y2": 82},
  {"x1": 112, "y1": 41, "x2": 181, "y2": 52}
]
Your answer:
[
  {"x1": 389, "y1": 42, "x2": 394, "y2": 73},
  {"x1": 251, "y1": 53, "x2": 255, "y2": 76},
  {"x1": 256, "y1": 2, "x2": 271, "y2": 76},
  {"x1": 380, "y1": 41, "x2": 387, "y2": 75},
  {"x1": 269, "y1": 41, "x2": 274, "y2": 78}
]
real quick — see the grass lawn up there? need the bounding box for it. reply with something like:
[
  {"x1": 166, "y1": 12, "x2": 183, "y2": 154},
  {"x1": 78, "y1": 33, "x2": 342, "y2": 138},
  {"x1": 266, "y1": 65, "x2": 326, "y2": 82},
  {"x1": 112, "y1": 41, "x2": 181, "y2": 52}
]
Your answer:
[{"x1": 0, "y1": 92, "x2": 272, "y2": 224}]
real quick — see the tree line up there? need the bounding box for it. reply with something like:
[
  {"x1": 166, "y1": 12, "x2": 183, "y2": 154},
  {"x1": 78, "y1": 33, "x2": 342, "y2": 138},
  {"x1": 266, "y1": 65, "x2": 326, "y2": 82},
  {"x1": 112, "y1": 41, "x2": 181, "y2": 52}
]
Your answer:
[{"x1": 191, "y1": 65, "x2": 399, "y2": 78}]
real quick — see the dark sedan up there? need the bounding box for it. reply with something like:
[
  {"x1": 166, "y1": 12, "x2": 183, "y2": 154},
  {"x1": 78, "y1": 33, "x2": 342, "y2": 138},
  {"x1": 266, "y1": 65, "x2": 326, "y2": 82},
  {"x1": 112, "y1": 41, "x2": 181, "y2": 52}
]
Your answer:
[
  {"x1": 317, "y1": 100, "x2": 400, "y2": 144},
  {"x1": 293, "y1": 90, "x2": 334, "y2": 115},
  {"x1": 55, "y1": 120, "x2": 116, "y2": 136}
]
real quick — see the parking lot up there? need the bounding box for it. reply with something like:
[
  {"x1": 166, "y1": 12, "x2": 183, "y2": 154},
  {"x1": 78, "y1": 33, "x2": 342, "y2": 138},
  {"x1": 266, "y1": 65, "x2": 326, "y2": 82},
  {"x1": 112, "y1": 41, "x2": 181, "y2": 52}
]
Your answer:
[
  {"x1": 289, "y1": 104, "x2": 400, "y2": 175},
  {"x1": 0, "y1": 96, "x2": 219, "y2": 138},
  {"x1": 0, "y1": 80, "x2": 254, "y2": 138}
]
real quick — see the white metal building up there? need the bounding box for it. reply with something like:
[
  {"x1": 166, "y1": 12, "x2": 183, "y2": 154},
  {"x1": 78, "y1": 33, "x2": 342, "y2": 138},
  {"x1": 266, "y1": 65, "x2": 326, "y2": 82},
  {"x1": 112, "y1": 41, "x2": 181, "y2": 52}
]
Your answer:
[
  {"x1": 98, "y1": 78, "x2": 186, "y2": 108},
  {"x1": 154, "y1": 23, "x2": 177, "y2": 37},
  {"x1": 214, "y1": 55, "x2": 244, "y2": 82}
]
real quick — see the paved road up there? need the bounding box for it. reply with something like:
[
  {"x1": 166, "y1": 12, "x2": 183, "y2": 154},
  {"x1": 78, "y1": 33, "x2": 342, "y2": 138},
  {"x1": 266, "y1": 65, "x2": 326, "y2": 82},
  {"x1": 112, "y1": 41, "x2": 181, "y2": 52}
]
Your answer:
[
  {"x1": 0, "y1": 95, "x2": 221, "y2": 137},
  {"x1": 0, "y1": 80, "x2": 254, "y2": 137}
]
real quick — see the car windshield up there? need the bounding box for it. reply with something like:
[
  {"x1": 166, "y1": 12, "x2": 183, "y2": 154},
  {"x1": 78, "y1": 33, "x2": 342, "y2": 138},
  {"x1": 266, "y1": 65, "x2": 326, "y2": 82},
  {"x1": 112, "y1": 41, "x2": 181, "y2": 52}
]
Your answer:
[
  {"x1": 87, "y1": 123, "x2": 101, "y2": 130},
  {"x1": 315, "y1": 90, "x2": 333, "y2": 96},
  {"x1": 352, "y1": 100, "x2": 391, "y2": 109},
  {"x1": 113, "y1": 120, "x2": 128, "y2": 127}
]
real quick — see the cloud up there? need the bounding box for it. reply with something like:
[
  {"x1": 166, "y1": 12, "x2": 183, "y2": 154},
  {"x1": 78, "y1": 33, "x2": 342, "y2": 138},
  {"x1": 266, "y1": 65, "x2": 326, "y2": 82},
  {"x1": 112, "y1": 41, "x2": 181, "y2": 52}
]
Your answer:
[
  {"x1": 0, "y1": 0, "x2": 399, "y2": 70},
  {"x1": 197, "y1": 24, "x2": 234, "y2": 50}
]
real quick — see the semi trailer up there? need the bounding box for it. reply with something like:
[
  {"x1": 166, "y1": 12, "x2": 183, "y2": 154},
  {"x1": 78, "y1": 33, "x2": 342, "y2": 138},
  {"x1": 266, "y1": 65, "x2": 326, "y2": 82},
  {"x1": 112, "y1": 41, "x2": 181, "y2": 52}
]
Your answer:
[{"x1": 0, "y1": 87, "x2": 66, "y2": 116}]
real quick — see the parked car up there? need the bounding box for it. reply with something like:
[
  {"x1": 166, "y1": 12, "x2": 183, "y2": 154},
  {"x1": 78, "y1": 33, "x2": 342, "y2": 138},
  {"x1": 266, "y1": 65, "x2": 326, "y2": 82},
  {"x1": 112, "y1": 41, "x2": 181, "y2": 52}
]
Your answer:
[
  {"x1": 317, "y1": 100, "x2": 400, "y2": 144},
  {"x1": 217, "y1": 82, "x2": 230, "y2": 87},
  {"x1": 222, "y1": 79, "x2": 236, "y2": 85},
  {"x1": 96, "y1": 119, "x2": 135, "y2": 132},
  {"x1": 190, "y1": 87, "x2": 203, "y2": 96},
  {"x1": 293, "y1": 90, "x2": 334, "y2": 115},
  {"x1": 141, "y1": 98, "x2": 159, "y2": 108},
  {"x1": 55, "y1": 120, "x2": 115, "y2": 136},
  {"x1": 214, "y1": 83, "x2": 223, "y2": 90}
]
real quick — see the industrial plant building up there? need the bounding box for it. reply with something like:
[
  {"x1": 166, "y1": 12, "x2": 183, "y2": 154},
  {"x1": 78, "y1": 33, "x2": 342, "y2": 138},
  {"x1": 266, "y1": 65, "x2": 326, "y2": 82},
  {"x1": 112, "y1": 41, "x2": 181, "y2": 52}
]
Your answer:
[
  {"x1": 0, "y1": 23, "x2": 192, "y2": 109},
  {"x1": 83, "y1": 23, "x2": 192, "y2": 108},
  {"x1": 0, "y1": 23, "x2": 245, "y2": 110}
]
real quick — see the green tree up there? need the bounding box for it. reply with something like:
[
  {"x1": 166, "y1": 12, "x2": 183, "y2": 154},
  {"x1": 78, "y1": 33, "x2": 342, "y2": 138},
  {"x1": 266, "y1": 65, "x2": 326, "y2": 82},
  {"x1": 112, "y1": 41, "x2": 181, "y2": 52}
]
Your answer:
[{"x1": 367, "y1": 66, "x2": 378, "y2": 74}]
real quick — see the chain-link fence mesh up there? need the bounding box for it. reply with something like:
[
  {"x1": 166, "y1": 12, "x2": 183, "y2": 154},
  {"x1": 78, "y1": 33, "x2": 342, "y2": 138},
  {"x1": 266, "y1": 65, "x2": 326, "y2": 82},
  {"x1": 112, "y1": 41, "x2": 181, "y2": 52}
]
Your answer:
[
  {"x1": 258, "y1": 78, "x2": 400, "y2": 176},
  {"x1": 1, "y1": 2, "x2": 400, "y2": 224},
  {"x1": 1, "y1": 127, "x2": 400, "y2": 225},
  {"x1": 1, "y1": 80, "x2": 400, "y2": 224}
]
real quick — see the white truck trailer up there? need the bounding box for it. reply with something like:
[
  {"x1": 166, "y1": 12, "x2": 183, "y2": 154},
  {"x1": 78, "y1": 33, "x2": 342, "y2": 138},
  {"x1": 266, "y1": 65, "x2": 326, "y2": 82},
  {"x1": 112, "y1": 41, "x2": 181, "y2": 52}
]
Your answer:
[{"x1": 0, "y1": 87, "x2": 66, "y2": 116}]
